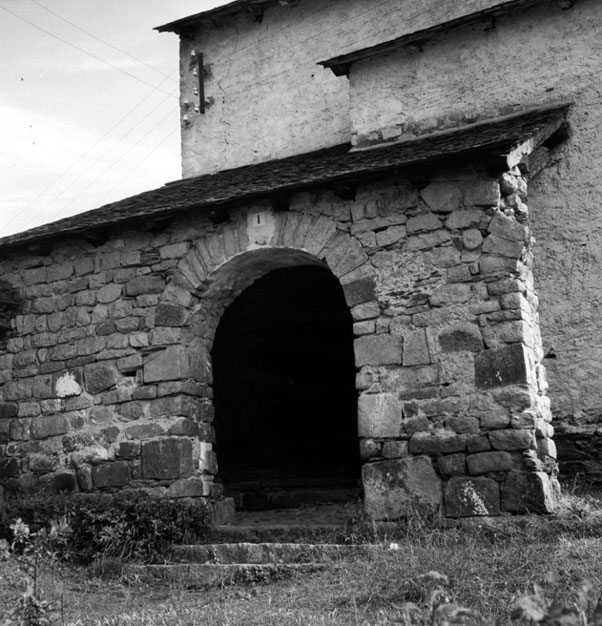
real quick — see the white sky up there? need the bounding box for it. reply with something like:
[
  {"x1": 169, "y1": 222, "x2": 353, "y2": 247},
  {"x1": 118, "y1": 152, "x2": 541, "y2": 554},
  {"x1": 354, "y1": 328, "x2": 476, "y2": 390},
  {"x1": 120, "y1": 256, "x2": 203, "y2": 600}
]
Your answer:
[{"x1": 0, "y1": 0, "x2": 228, "y2": 238}]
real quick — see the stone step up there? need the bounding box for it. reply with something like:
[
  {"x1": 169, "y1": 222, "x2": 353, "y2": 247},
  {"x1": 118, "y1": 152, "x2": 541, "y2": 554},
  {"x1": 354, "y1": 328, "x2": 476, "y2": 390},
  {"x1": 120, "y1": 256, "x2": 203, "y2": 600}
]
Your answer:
[
  {"x1": 172, "y1": 542, "x2": 377, "y2": 564},
  {"x1": 229, "y1": 486, "x2": 360, "y2": 511},
  {"x1": 124, "y1": 562, "x2": 323, "y2": 588},
  {"x1": 210, "y1": 523, "x2": 352, "y2": 544}
]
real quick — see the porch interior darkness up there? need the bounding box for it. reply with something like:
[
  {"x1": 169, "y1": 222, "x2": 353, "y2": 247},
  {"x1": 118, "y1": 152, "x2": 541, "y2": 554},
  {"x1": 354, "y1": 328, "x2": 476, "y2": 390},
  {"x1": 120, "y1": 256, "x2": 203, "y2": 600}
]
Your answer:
[{"x1": 212, "y1": 264, "x2": 360, "y2": 510}]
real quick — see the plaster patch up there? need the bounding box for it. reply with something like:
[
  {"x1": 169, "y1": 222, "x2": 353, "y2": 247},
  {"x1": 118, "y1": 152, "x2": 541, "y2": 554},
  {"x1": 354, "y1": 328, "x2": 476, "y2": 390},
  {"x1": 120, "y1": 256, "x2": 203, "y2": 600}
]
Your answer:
[{"x1": 55, "y1": 372, "x2": 82, "y2": 398}]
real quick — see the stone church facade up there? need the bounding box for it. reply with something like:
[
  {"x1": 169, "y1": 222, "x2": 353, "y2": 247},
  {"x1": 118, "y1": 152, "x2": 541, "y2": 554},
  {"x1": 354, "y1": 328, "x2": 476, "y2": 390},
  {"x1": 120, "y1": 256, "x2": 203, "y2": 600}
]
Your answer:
[{"x1": 0, "y1": 0, "x2": 600, "y2": 521}]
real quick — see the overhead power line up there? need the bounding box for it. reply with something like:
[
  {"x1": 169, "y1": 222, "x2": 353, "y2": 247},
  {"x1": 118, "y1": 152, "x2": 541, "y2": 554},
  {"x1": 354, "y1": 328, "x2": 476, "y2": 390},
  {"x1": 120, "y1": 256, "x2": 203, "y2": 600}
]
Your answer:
[
  {"x1": 47, "y1": 104, "x2": 177, "y2": 221},
  {"x1": 95, "y1": 126, "x2": 178, "y2": 208},
  {"x1": 0, "y1": 3, "x2": 176, "y2": 96},
  {"x1": 27, "y1": 0, "x2": 177, "y2": 83},
  {"x1": 20, "y1": 86, "x2": 179, "y2": 230}
]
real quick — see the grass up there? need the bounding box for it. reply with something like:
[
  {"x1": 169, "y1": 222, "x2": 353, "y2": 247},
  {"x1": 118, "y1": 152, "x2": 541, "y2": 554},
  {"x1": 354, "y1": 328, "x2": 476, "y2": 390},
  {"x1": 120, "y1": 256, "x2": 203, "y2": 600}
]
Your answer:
[{"x1": 3, "y1": 481, "x2": 602, "y2": 625}]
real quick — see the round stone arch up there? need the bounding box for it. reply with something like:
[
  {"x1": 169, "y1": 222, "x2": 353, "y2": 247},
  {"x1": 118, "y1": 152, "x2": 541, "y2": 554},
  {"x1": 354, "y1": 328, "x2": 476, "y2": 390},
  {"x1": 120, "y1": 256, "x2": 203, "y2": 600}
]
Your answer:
[{"x1": 158, "y1": 207, "x2": 376, "y2": 509}]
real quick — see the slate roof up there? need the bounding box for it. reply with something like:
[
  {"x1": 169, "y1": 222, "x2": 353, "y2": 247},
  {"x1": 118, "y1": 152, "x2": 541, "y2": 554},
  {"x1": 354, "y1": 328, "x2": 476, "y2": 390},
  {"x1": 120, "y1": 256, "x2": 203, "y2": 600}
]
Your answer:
[
  {"x1": 320, "y1": 0, "x2": 552, "y2": 76},
  {"x1": 0, "y1": 102, "x2": 570, "y2": 251}
]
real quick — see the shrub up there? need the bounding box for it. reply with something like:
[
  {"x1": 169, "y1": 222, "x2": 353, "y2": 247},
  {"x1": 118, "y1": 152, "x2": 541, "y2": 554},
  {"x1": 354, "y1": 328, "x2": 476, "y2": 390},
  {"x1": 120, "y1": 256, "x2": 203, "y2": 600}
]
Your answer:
[{"x1": 0, "y1": 492, "x2": 211, "y2": 564}]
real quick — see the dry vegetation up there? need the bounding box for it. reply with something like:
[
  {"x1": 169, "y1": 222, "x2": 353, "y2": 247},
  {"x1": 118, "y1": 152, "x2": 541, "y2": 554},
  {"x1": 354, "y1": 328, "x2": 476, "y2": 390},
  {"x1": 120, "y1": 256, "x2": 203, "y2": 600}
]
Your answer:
[{"x1": 2, "y1": 483, "x2": 602, "y2": 625}]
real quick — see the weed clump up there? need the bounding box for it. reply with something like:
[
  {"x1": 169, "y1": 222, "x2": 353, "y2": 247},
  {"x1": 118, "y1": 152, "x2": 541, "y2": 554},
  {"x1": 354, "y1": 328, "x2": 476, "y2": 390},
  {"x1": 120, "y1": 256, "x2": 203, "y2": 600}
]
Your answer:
[{"x1": 0, "y1": 492, "x2": 210, "y2": 565}]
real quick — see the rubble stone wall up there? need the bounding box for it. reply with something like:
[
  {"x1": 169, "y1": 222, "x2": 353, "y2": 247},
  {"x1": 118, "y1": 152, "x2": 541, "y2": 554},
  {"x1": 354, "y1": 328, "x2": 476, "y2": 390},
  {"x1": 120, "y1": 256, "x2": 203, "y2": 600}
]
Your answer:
[
  {"x1": 348, "y1": 0, "x2": 602, "y2": 480},
  {"x1": 0, "y1": 163, "x2": 557, "y2": 518}
]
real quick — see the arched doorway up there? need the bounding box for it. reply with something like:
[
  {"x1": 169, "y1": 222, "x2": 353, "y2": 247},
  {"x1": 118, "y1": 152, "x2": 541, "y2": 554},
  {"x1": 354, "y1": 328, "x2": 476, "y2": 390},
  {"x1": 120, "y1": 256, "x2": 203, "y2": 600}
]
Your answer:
[{"x1": 211, "y1": 264, "x2": 359, "y2": 510}]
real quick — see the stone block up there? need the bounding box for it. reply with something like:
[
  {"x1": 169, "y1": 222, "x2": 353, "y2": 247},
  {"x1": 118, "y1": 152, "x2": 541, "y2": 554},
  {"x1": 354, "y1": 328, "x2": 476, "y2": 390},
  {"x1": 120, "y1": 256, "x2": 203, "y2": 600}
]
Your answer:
[
  {"x1": 382, "y1": 440, "x2": 408, "y2": 459},
  {"x1": 482, "y1": 234, "x2": 524, "y2": 259},
  {"x1": 116, "y1": 441, "x2": 141, "y2": 458},
  {"x1": 29, "y1": 454, "x2": 58, "y2": 474},
  {"x1": 141, "y1": 438, "x2": 194, "y2": 480},
  {"x1": 92, "y1": 461, "x2": 131, "y2": 488},
  {"x1": 462, "y1": 229, "x2": 483, "y2": 250},
  {"x1": 446, "y1": 210, "x2": 482, "y2": 230},
  {"x1": 438, "y1": 453, "x2": 466, "y2": 477},
  {"x1": 168, "y1": 418, "x2": 200, "y2": 437},
  {"x1": 155, "y1": 303, "x2": 188, "y2": 327},
  {"x1": 406, "y1": 213, "x2": 442, "y2": 235},
  {"x1": 375, "y1": 225, "x2": 407, "y2": 247},
  {"x1": 358, "y1": 394, "x2": 403, "y2": 438},
  {"x1": 403, "y1": 329, "x2": 430, "y2": 366},
  {"x1": 353, "y1": 321, "x2": 375, "y2": 336},
  {"x1": 439, "y1": 324, "x2": 483, "y2": 352},
  {"x1": 167, "y1": 477, "x2": 207, "y2": 498},
  {"x1": 144, "y1": 345, "x2": 210, "y2": 384},
  {"x1": 150, "y1": 395, "x2": 204, "y2": 419},
  {"x1": 324, "y1": 232, "x2": 368, "y2": 277},
  {"x1": 351, "y1": 301, "x2": 379, "y2": 321},
  {"x1": 53, "y1": 471, "x2": 77, "y2": 493},
  {"x1": 464, "y1": 180, "x2": 500, "y2": 207},
  {"x1": 125, "y1": 423, "x2": 164, "y2": 440},
  {"x1": 117, "y1": 355, "x2": 143, "y2": 373},
  {"x1": 0, "y1": 403, "x2": 18, "y2": 418},
  {"x1": 429, "y1": 284, "x2": 472, "y2": 306},
  {"x1": 501, "y1": 471, "x2": 558, "y2": 513},
  {"x1": 96, "y1": 284, "x2": 122, "y2": 304},
  {"x1": 362, "y1": 456, "x2": 442, "y2": 520},
  {"x1": 474, "y1": 344, "x2": 528, "y2": 389},
  {"x1": 466, "y1": 435, "x2": 491, "y2": 453},
  {"x1": 489, "y1": 429, "x2": 536, "y2": 451},
  {"x1": 421, "y1": 182, "x2": 462, "y2": 213},
  {"x1": 467, "y1": 451, "x2": 513, "y2": 475},
  {"x1": 382, "y1": 365, "x2": 439, "y2": 396},
  {"x1": 354, "y1": 334, "x2": 402, "y2": 367},
  {"x1": 84, "y1": 364, "x2": 119, "y2": 394},
  {"x1": 343, "y1": 277, "x2": 377, "y2": 307},
  {"x1": 404, "y1": 230, "x2": 451, "y2": 251},
  {"x1": 0, "y1": 458, "x2": 20, "y2": 478},
  {"x1": 445, "y1": 415, "x2": 479, "y2": 434},
  {"x1": 444, "y1": 477, "x2": 500, "y2": 517},
  {"x1": 125, "y1": 275, "x2": 166, "y2": 297},
  {"x1": 409, "y1": 431, "x2": 467, "y2": 455},
  {"x1": 488, "y1": 211, "x2": 528, "y2": 242},
  {"x1": 360, "y1": 438, "x2": 381, "y2": 461},
  {"x1": 31, "y1": 415, "x2": 69, "y2": 440}
]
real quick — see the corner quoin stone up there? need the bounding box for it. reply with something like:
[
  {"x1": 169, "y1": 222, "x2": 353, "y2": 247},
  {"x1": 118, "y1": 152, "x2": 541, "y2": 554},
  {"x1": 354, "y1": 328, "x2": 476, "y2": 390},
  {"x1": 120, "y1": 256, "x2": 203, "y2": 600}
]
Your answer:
[
  {"x1": 354, "y1": 334, "x2": 402, "y2": 367},
  {"x1": 474, "y1": 343, "x2": 528, "y2": 388},
  {"x1": 362, "y1": 456, "x2": 442, "y2": 520},
  {"x1": 501, "y1": 471, "x2": 558, "y2": 513},
  {"x1": 358, "y1": 393, "x2": 402, "y2": 438},
  {"x1": 141, "y1": 438, "x2": 194, "y2": 480}
]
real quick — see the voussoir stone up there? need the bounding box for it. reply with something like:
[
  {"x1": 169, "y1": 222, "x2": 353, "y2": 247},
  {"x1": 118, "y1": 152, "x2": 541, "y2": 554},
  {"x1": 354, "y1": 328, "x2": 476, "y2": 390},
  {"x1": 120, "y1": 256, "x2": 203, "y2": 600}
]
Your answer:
[{"x1": 362, "y1": 456, "x2": 442, "y2": 520}]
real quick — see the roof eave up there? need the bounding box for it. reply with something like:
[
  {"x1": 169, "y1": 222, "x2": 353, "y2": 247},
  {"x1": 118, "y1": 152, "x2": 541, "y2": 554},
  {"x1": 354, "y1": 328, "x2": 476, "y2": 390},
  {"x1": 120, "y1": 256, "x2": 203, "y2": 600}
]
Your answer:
[{"x1": 319, "y1": 0, "x2": 551, "y2": 76}]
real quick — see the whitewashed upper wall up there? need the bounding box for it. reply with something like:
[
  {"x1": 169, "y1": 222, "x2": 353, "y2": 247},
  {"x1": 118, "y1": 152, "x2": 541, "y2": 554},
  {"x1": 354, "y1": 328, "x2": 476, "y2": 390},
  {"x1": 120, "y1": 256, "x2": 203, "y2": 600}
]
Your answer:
[
  {"x1": 177, "y1": 0, "x2": 517, "y2": 177},
  {"x1": 349, "y1": 1, "x2": 601, "y2": 144}
]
